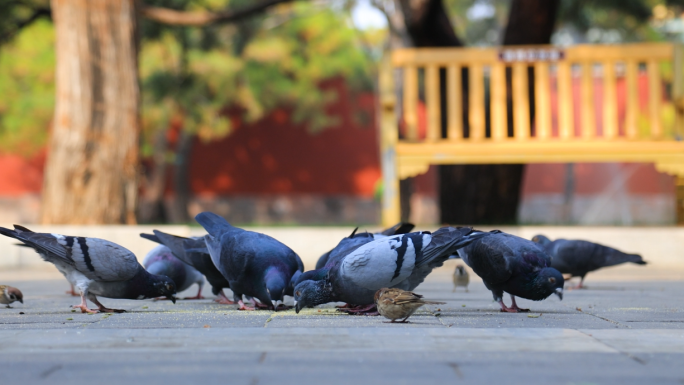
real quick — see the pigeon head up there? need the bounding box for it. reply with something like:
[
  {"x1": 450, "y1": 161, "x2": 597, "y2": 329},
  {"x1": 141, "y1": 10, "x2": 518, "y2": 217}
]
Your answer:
[
  {"x1": 533, "y1": 268, "x2": 564, "y2": 301},
  {"x1": 531, "y1": 234, "x2": 552, "y2": 245},
  {"x1": 293, "y1": 280, "x2": 334, "y2": 314},
  {"x1": 265, "y1": 268, "x2": 287, "y2": 305},
  {"x1": 150, "y1": 275, "x2": 178, "y2": 303},
  {"x1": 5, "y1": 286, "x2": 23, "y2": 304}
]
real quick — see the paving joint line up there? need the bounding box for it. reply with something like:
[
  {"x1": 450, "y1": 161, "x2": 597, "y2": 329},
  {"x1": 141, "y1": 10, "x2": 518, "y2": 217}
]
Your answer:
[
  {"x1": 580, "y1": 309, "x2": 632, "y2": 329},
  {"x1": 576, "y1": 329, "x2": 647, "y2": 365},
  {"x1": 425, "y1": 306, "x2": 451, "y2": 328}
]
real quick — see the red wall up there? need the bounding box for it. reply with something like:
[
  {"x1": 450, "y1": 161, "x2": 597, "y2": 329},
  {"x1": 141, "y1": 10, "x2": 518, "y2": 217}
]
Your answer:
[
  {"x1": 0, "y1": 80, "x2": 382, "y2": 199},
  {"x1": 188, "y1": 81, "x2": 380, "y2": 197}
]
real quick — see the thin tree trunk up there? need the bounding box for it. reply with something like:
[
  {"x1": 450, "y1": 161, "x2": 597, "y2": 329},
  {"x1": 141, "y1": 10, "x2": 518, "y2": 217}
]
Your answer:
[
  {"x1": 168, "y1": 130, "x2": 193, "y2": 223},
  {"x1": 42, "y1": 0, "x2": 139, "y2": 224},
  {"x1": 138, "y1": 129, "x2": 168, "y2": 223}
]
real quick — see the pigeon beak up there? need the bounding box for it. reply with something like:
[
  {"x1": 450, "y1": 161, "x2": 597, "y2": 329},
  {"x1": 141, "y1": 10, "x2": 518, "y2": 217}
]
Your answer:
[
  {"x1": 554, "y1": 288, "x2": 563, "y2": 301},
  {"x1": 168, "y1": 295, "x2": 177, "y2": 304},
  {"x1": 295, "y1": 302, "x2": 301, "y2": 314}
]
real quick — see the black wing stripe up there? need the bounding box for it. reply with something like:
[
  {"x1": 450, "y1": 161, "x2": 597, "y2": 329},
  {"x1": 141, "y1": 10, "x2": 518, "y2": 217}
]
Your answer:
[
  {"x1": 391, "y1": 236, "x2": 409, "y2": 281},
  {"x1": 77, "y1": 237, "x2": 96, "y2": 272}
]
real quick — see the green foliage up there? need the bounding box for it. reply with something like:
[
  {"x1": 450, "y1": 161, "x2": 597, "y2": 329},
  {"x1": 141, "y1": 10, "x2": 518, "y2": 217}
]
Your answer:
[
  {"x1": 0, "y1": 19, "x2": 54, "y2": 156},
  {"x1": 0, "y1": 0, "x2": 50, "y2": 46},
  {"x1": 140, "y1": 0, "x2": 377, "y2": 158},
  {"x1": 444, "y1": 0, "x2": 676, "y2": 45}
]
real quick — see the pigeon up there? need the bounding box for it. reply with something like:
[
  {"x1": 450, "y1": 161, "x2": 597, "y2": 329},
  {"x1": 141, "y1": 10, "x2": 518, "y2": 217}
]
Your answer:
[
  {"x1": 294, "y1": 226, "x2": 493, "y2": 314},
  {"x1": 452, "y1": 264, "x2": 469, "y2": 292},
  {"x1": 315, "y1": 222, "x2": 415, "y2": 269},
  {"x1": 374, "y1": 288, "x2": 445, "y2": 323},
  {"x1": 532, "y1": 234, "x2": 647, "y2": 289},
  {"x1": 143, "y1": 244, "x2": 205, "y2": 299},
  {"x1": 194, "y1": 212, "x2": 304, "y2": 310},
  {"x1": 140, "y1": 231, "x2": 235, "y2": 304},
  {"x1": 0, "y1": 285, "x2": 23, "y2": 308},
  {"x1": 456, "y1": 232, "x2": 564, "y2": 313},
  {"x1": 0, "y1": 225, "x2": 177, "y2": 313}
]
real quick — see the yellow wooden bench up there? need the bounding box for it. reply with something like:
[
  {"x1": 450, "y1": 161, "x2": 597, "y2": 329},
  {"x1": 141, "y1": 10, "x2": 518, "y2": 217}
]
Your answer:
[{"x1": 379, "y1": 43, "x2": 684, "y2": 226}]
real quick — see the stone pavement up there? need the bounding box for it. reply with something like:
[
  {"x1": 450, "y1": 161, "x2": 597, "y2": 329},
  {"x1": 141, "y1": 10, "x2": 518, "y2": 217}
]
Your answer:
[{"x1": 0, "y1": 266, "x2": 682, "y2": 385}]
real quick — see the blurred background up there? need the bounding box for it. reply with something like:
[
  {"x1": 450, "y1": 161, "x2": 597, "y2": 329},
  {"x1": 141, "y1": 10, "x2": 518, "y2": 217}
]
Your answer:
[{"x1": 1, "y1": 0, "x2": 684, "y2": 227}]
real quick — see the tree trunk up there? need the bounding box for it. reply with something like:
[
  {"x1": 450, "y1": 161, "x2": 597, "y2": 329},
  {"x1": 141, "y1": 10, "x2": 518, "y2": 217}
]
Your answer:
[
  {"x1": 42, "y1": 0, "x2": 139, "y2": 224},
  {"x1": 503, "y1": 0, "x2": 559, "y2": 45},
  {"x1": 428, "y1": 0, "x2": 559, "y2": 224}
]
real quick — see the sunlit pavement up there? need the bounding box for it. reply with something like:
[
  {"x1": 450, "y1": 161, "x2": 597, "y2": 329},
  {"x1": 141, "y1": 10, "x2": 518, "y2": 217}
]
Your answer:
[{"x1": 0, "y1": 265, "x2": 682, "y2": 385}]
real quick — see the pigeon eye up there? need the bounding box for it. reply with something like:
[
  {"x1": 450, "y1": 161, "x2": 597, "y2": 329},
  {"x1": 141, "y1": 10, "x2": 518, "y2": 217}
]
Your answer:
[
  {"x1": 548, "y1": 277, "x2": 556, "y2": 284},
  {"x1": 295, "y1": 291, "x2": 301, "y2": 297}
]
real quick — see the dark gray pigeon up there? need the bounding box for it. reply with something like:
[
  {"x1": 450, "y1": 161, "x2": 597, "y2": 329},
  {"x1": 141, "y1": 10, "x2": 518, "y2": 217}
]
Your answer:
[
  {"x1": 532, "y1": 234, "x2": 646, "y2": 288},
  {"x1": 314, "y1": 222, "x2": 415, "y2": 270},
  {"x1": 143, "y1": 244, "x2": 204, "y2": 299},
  {"x1": 457, "y1": 232, "x2": 564, "y2": 313},
  {"x1": 294, "y1": 226, "x2": 493, "y2": 314},
  {"x1": 195, "y1": 212, "x2": 304, "y2": 310},
  {"x1": 0, "y1": 225, "x2": 177, "y2": 313},
  {"x1": 141, "y1": 231, "x2": 235, "y2": 304}
]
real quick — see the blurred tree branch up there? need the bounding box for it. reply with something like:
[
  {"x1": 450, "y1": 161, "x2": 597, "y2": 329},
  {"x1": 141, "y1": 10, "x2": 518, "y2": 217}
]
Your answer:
[
  {"x1": 0, "y1": 3, "x2": 51, "y2": 45},
  {"x1": 140, "y1": 0, "x2": 296, "y2": 26}
]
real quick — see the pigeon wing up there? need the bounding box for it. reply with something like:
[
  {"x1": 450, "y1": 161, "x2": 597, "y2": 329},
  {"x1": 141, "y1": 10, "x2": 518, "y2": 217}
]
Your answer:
[
  {"x1": 339, "y1": 233, "x2": 423, "y2": 291},
  {"x1": 459, "y1": 234, "x2": 514, "y2": 285}
]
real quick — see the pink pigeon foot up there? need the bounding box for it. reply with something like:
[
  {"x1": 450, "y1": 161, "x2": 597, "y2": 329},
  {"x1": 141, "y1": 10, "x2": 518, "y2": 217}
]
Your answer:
[
  {"x1": 237, "y1": 300, "x2": 256, "y2": 311},
  {"x1": 214, "y1": 291, "x2": 235, "y2": 304},
  {"x1": 183, "y1": 286, "x2": 204, "y2": 300},
  {"x1": 338, "y1": 303, "x2": 378, "y2": 315}
]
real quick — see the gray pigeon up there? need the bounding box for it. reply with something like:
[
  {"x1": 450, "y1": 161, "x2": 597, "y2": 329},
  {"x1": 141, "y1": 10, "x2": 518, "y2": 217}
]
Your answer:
[
  {"x1": 532, "y1": 234, "x2": 646, "y2": 288},
  {"x1": 457, "y1": 232, "x2": 564, "y2": 313},
  {"x1": 294, "y1": 226, "x2": 492, "y2": 314},
  {"x1": 143, "y1": 244, "x2": 204, "y2": 299},
  {"x1": 0, "y1": 225, "x2": 177, "y2": 313},
  {"x1": 194, "y1": 212, "x2": 304, "y2": 311}
]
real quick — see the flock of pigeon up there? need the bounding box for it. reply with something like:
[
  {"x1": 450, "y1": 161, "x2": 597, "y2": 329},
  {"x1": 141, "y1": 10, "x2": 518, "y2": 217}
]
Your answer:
[{"x1": 0, "y1": 211, "x2": 647, "y2": 323}]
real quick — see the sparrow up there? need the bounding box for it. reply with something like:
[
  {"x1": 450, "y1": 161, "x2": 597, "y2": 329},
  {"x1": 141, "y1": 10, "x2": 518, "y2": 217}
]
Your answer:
[
  {"x1": 374, "y1": 288, "x2": 445, "y2": 323},
  {"x1": 452, "y1": 264, "x2": 469, "y2": 292},
  {"x1": 0, "y1": 285, "x2": 23, "y2": 308}
]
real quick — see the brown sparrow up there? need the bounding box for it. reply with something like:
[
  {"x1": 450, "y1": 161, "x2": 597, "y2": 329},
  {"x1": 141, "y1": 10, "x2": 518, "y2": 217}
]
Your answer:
[
  {"x1": 374, "y1": 288, "x2": 445, "y2": 323},
  {"x1": 452, "y1": 264, "x2": 469, "y2": 292},
  {"x1": 0, "y1": 285, "x2": 23, "y2": 308}
]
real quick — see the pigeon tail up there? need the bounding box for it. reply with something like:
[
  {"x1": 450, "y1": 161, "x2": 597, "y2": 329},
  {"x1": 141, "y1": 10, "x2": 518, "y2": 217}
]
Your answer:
[
  {"x1": 0, "y1": 226, "x2": 72, "y2": 266},
  {"x1": 140, "y1": 233, "x2": 161, "y2": 244},
  {"x1": 152, "y1": 231, "x2": 191, "y2": 260},
  {"x1": 626, "y1": 253, "x2": 647, "y2": 265},
  {"x1": 194, "y1": 212, "x2": 236, "y2": 236},
  {"x1": 380, "y1": 222, "x2": 415, "y2": 236},
  {"x1": 604, "y1": 248, "x2": 646, "y2": 267},
  {"x1": 417, "y1": 227, "x2": 492, "y2": 267}
]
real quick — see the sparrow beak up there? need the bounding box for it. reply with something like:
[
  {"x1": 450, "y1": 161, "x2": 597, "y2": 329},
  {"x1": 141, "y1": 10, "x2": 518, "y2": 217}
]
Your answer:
[
  {"x1": 168, "y1": 295, "x2": 177, "y2": 304},
  {"x1": 554, "y1": 287, "x2": 563, "y2": 301},
  {"x1": 19, "y1": 299, "x2": 23, "y2": 304}
]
